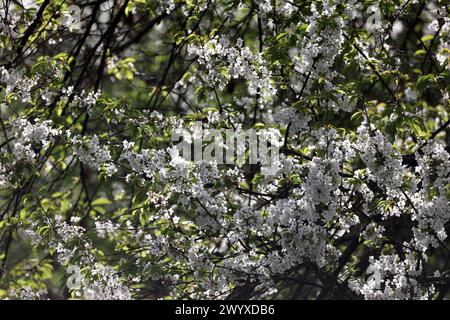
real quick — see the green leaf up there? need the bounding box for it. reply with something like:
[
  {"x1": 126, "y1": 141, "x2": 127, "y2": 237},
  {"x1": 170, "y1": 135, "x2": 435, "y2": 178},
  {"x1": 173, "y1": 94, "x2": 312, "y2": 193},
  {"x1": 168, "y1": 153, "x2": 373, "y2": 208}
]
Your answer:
[
  {"x1": 239, "y1": 181, "x2": 250, "y2": 190},
  {"x1": 420, "y1": 35, "x2": 434, "y2": 43},
  {"x1": 91, "y1": 198, "x2": 112, "y2": 206},
  {"x1": 19, "y1": 208, "x2": 27, "y2": 220},
  {"x1": 51, "y1": 192, "x2": 63, "y2": 198},
  {"x1": 253, "y1": 122, "x2": 265, "y2": 129},
  {"x1": 351, "y1": 110, "x2": 364, "y2": 123},
  {"x1": 417, "y1": 74, "x2": 435, "y2": 91},
  {"x1": 413, "y1": 50, "x2": 426, "y2": 57}
]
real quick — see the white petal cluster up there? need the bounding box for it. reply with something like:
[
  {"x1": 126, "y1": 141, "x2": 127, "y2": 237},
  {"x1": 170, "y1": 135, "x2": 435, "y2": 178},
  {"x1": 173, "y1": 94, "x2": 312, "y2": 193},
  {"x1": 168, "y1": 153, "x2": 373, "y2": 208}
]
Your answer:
[
  {"x1": 71, "y1": 134, "x2": 117, "y2": 176},
  {"x1": 188, "y1": 36, "x2": 276, "y2": 104}
]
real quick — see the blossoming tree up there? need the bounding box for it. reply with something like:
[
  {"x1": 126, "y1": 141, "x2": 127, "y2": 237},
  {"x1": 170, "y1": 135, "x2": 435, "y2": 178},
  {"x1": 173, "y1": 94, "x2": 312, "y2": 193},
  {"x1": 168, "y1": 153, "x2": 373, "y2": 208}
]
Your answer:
[{"x1": 0, "y1": 0, "x2": 449, "y2": 300}]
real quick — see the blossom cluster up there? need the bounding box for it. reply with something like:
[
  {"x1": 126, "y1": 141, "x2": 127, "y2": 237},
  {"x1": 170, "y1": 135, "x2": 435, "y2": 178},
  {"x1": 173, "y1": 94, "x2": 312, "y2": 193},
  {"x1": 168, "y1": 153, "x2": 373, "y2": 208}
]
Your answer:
[{"x1": 0, "y1": 0, "x2": 449, "y2": 301}]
